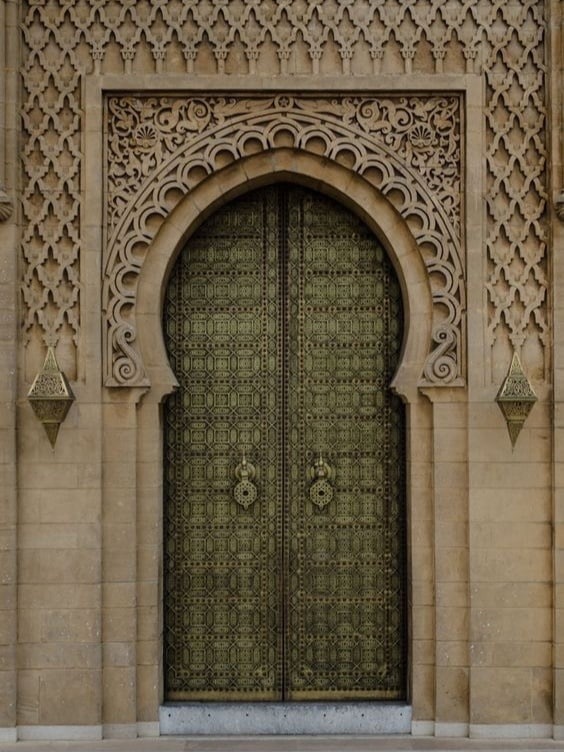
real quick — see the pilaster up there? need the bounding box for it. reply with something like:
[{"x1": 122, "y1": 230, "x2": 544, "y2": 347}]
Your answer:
[
  {"x1": 0, "y1": 0, "x2": 19, "y2": 737},
  {"x1": 551, "y1": 0, "x2": 564, "y2": 736},
  {"x1": 421, "y1": 387, "x2": 470, "y2": 737},
  {"x1": 102, "y1": 389, "x2": 144, "y2": 739}
]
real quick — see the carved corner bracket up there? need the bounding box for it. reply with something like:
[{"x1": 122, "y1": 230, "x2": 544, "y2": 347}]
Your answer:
[{"x1": 103, "y1": 94, "x2": 465, "y2": 389}]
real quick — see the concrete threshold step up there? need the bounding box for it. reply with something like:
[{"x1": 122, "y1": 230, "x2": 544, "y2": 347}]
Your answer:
[
  {"x1": 160, "y1": 703, "x2": 411, "y2": 735},
  {"x1": 1, "y1": 737, "x2": 564, "y2": 752}
]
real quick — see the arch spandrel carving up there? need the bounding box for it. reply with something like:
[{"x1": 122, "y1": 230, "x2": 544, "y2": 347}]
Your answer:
[
  {"x1": 136, "y1": 151, "x2": 433, "y2": 403},
  {"x1": 103, "y1": 93, "x2": 464, "y2": 389}
]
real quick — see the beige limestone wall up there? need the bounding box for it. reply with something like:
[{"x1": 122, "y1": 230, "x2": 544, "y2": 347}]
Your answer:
[
  {"x1": 468, "y1": 396, "x2": 552, "y2": 732},
  {"x1": 16, "y1": 393, "x2": 103, "y2": 734},
  {"x1": 1, "y1": 0, "x2": 559, "y2": 741}
]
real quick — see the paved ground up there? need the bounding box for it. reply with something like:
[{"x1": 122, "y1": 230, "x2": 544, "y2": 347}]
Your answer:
[{"x1": 0, "y1": 737, "x2": 563, "y2": 752}]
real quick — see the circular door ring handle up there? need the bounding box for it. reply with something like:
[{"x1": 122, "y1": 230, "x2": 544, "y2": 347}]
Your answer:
[
  {"x1": 309, "y1": 453, "x2": 334, "y2": 510},
  {"x1": 234, "y1": 453, "x2": 258, "y2": 508}
]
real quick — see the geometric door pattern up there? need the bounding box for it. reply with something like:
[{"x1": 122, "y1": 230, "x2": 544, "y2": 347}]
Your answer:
[{"x1": 163, "y1": 184, "x2": 406, "y2": 700}]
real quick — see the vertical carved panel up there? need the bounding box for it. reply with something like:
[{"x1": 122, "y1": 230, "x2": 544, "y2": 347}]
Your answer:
[
  {"x1": 482, "y1": 3, "x2": 548, "y2": 377},
  {"x1": 22, "y1": 3, "x2": 82, "y2": 361}
]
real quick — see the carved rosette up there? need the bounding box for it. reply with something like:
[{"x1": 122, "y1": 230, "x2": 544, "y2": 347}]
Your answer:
[{"x1": 104, "y1": 94, "x2": 464, "y2": 388}]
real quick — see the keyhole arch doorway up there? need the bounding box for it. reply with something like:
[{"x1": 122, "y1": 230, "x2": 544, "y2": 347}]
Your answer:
[
  {"x1": 163, "y1": 180, "x2": 408, "y2": 701},
  {"x1": 136, "y1": 152, "x2": 432, "y2": 398},
  {"x1": 132, "y1": 151, "x2": 435, "y2": 709}
]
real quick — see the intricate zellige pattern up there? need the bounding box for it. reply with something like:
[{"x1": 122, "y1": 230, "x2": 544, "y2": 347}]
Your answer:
[
  {"x1": 104, "y1": 94, "x2": 463, "y2": 387},
  {"x1": 22, "y1": 1, "x2": 548, "y2": 379}
]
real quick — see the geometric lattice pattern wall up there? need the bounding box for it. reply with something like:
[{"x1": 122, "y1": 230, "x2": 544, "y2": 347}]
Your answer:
[{"x1": 22, "y1": 0, "x2": 548, "y2": 380}]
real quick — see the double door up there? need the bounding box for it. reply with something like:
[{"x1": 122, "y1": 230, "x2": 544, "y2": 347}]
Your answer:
[{"x1": 163, "y1": 184, "x2": 406, "y2": 700}]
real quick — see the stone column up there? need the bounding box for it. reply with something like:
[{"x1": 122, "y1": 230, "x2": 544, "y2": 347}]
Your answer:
[
  {"x1": 102, "y1": 390, "x2": 144, "y2": 739},
  {"x1": 135, "y1": 392, "x2": 168, "y2": 737},
  {"x1": 405, "y1": 393, "x2": 436, "y2": 734},
  {"x1": 422, "y1": 389, "x2": 470, "y2": 738}
]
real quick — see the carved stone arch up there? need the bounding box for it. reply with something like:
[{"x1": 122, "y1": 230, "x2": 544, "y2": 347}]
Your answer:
[
  {"x1": 136, "y1": 150, "x2": 433, "y2": 402},
  {"x1": 104, "y1": 94, "x2": 464, "y2": 387}
]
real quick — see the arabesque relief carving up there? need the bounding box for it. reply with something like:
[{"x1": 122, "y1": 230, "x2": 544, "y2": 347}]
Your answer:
[
  {"x1": 21, "y1": 0, "x2": 548, "y2": 380},
  {"x1": 104, "y1": 94, "x2": 463, "y2": 387}
]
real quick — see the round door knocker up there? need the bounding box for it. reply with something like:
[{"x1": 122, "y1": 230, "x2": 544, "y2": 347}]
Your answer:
[
  {"x1": 234, "y1": 453, "x2": 258, "y2": 509},
  {"x1": 309, "y1": 453, "x2": 334, "y2": 510}
]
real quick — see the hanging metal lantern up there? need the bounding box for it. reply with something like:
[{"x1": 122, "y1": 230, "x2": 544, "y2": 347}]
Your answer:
[
  {"x1": 27, "y1": 346, "x2": 75, "y2": 448},
  {"x1": 496, "y1": 351, "x2": 537, "y2": 448}
]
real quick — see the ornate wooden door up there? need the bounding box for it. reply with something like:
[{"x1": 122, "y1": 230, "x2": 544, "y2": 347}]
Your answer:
[{"x1": 163, "y1": 184, "x2": 406, "y2": 701}]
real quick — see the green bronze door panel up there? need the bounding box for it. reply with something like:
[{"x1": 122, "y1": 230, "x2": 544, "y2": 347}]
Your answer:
[
  {"x1": 163, "y1": 184, "x2": 406, "y2": 702},
  {"x1": 163, "y1": 190, "x2": 283, "y2": 700},
  {"x1": 285, "y1": 188, "x2": 406, "y2": 699}
]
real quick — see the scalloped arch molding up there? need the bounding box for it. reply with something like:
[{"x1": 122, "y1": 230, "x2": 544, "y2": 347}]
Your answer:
[{"x1": 103, "y1": 94, "x2": 464, "y2": 387}]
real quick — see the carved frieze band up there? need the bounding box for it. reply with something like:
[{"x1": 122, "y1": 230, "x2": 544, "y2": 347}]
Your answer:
[{"x1": 104, "y1": 94, "x2": 463, "y2": 387}]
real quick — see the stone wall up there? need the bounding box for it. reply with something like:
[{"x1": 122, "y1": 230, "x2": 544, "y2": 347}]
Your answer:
[{"x1": 0, "y1": 0, "x2": 562, "y2": 742}]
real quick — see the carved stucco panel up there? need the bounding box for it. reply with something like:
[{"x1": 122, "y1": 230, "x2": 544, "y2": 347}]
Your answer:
[
  {"x1": 103, "y1": 94, "x2": 464, "y2": 388},
  {"x1": 21, "y1": 0, "x2": 548, "y2": 381}
]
